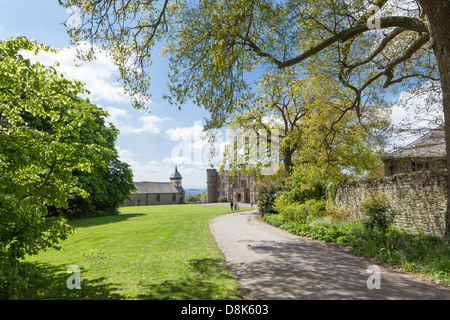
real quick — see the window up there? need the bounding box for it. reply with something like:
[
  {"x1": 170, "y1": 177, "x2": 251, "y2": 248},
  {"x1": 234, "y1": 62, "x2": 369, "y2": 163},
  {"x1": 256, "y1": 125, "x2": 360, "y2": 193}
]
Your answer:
[
  {"x1": 157, "y1": 194, "x2": 160, "y2": 201},
  {"x1": 172, "y1": 194, "x2": 176, "y2": 202}
]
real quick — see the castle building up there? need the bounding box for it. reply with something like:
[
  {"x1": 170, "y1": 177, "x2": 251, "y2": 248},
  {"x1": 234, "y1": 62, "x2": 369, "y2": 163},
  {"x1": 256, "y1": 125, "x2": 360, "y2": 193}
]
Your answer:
[
  {"x1": 122, "y1": 166, "x2": 185, "y2": 206},
  {"x1": 206, "y1": 169, "x2": 259, "y2": 204}
]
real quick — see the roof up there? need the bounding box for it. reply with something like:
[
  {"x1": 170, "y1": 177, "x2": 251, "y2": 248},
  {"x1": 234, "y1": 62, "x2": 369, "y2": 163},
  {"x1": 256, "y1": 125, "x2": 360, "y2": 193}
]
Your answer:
[
  {"x1": 170, "y1": 166, "x2": 182, "y2": 179},
  {"x1": 132, "y1": 182, "x2": 184, "y2": 194},
  {"x1": 382, "y1": 129, "x2": 446, "y2": 160}
]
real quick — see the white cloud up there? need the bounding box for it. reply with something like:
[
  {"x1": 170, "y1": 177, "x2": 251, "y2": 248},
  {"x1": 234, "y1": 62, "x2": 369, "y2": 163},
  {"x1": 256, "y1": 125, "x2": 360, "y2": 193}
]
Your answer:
[
  {"x1": 105, "y1": 107, "x2": 168, "y2": 134},
  {"x1": 389, "y1": 82, "x2": 443, "y2": 150},
  {"x1": 21, "y1": 42, "x2": 138, "y2": 104},
  {"x1": 120, "y1": 115, "x2": 169, "y2": 134},
  {"x1": 164, "y1": 123, "x2": 219, "y2": 166},
  {"x1": 162, "y1": 156, "x2": 193, "y2": 165},
  {"x1": 105, "y1": 106, "x2": 131, "y2": 125},
  {"x1": 391, "y1": 81, "x2": 442, "y2": 128},
  {"x1": 117, "y1": 145, "x2": 207, "y2": 188},
  {"x1": 116, "y1": 146, "x2": 140, "y2": 167},
  {"x1": 166, "y1": 124, "x2": 204, "y2": 141}
]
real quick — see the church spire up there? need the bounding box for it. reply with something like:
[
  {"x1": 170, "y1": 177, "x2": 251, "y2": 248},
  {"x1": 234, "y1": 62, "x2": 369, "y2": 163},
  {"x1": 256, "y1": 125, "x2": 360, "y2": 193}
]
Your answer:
[
  {"x1": 170, "y1": 165, "x2": 182, "y2": 179},
  {"x1": 170, "y1": 165, "x2": 182, "y2": 186}
]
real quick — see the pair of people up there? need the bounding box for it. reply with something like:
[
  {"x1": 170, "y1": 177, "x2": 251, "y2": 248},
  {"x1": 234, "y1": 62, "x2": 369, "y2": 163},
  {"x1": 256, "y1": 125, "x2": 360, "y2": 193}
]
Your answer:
[{"x1": 229, "y1": 201, "x2": 239, "y2": 211}]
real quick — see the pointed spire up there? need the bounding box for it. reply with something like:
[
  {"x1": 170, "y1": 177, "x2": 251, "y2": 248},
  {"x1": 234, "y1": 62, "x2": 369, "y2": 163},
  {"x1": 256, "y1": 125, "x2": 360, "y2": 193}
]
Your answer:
[{"x1": 170, "y1": 165, "x2": 182, "y2": 179}]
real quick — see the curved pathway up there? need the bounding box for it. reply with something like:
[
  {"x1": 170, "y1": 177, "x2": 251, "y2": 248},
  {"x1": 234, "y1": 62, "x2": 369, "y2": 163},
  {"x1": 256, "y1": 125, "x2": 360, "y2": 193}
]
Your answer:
[{"x1": 209, "y1": 209, "x2": 450, "y2": 300}]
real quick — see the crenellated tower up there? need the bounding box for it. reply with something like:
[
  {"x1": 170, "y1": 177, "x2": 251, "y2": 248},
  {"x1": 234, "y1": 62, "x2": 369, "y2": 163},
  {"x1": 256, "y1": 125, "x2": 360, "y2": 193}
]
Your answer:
[{"x1": 206, "y1": 169, "x2": 218, "y2": 203}]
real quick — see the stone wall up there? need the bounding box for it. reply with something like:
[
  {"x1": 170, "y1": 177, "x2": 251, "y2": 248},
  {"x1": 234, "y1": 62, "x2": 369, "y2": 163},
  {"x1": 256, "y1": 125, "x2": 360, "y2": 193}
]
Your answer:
[
  {"x1": 122, "y1": 193, "x2": 184, "y2": 206},
  {"x1": 335, "y1": 171, "x2": 447, "y2": 235}
]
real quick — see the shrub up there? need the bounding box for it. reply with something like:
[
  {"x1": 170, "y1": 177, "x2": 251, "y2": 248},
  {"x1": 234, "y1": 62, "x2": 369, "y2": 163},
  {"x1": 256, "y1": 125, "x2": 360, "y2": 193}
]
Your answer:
[
  {"x1": 274, "y1": 195, "x2": 326, "y2": 224},
  {"x1": 219, "y1": 196, "x2": 228, "y2": 202},
  {"x1": 255, "y1": 179, "x2": 283, "y2": 215},
  {"x1": 360, "y1": 193, "x2": 395, "y2": 230},
  {"x1": 326, "y1": 182, "x2": 339, "y2": 205},
  {"x1": 325, "y1": 204, "x2": 354, "y2": 221},
  {"x1": 282, "y1": 165, "x2": 326, "y2": 203}
]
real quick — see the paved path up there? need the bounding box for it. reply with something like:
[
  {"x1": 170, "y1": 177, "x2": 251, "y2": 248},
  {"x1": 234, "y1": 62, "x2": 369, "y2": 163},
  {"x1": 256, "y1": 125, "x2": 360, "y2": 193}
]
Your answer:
[{"x1": 209, "y1": 210, "x2": 450, "y2": 300}]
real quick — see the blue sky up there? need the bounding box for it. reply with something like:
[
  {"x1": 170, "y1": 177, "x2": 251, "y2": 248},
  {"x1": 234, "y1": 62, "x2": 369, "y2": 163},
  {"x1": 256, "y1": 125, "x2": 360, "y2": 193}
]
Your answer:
[{"x1": 0, "y1": 0, "x2": 217, "y2": 189}]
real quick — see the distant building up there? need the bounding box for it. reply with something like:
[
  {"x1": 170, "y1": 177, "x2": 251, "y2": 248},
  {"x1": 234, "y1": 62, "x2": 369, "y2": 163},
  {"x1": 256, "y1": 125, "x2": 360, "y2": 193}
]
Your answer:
[
  {"x1": 206, "y1": 169, "x2": 259, "y2": 204},
  {"x1": 381, "y1": 129, "x2": 446, "y2": 176},
  {"x1": 122, "y1": 166, "x2": 185, "y2": 206}
]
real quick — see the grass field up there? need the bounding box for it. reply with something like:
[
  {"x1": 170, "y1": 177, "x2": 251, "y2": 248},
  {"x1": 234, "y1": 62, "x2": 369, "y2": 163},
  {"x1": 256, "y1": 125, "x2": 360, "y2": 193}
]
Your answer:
[{"x1": 23, "y1": 204, "x2": 248, "y2": 300}]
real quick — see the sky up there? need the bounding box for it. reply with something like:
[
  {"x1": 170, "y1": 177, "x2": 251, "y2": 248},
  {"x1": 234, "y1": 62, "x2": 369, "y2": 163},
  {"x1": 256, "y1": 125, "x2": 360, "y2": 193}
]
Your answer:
[
  {"x1": 0, "y1": 1, "x2": 442, "y2": 188},
  {"x1": 0, "y1": 0, "x2": 219, "y2": 189}
]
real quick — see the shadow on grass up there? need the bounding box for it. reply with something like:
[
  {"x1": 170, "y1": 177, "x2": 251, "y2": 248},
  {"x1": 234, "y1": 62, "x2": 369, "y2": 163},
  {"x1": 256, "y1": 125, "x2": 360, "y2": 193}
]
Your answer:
[
  {"x1": 138, "y1": 258, "x2": 242, "y2": 300},
  {"x1": 22, "y1": 262, "x2": 125, "y2": 300},
  {"x1": 70, "y1": 213, "x2": 146, "y2": 229},
  {"x1": 20, "y1": 258, "x2": 240, "y2": 300}
]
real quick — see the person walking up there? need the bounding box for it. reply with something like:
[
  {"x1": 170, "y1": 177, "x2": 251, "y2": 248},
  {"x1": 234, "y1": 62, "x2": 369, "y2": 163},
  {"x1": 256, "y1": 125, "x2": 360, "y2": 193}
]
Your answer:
[{"x1": 230, "y1": 201, "x2": 234, "y2": 211}]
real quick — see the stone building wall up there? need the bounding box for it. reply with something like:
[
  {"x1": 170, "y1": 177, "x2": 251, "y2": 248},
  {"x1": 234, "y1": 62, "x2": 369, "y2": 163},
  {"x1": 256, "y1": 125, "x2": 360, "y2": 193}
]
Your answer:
[
  {"x1": 122, "y1": 193, "x2": 184, "y2": 206},
  {"x1": 206, "y1": 169, "x2": 258, "y2": 203},
  {"x1": 335, "y1": 171, "x2": 447, "y2": 235}
]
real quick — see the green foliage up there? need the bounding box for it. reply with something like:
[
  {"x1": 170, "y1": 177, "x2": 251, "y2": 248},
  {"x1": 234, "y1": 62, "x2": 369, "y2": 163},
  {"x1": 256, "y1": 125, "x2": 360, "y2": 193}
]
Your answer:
[
  {"x1": 360, "y1": 194, "x2": 396, "y2": 231},
  {"x1": 349, "y1": 226, "x2": 450, "y2": 282},
  {"x1": 274, "y1": 195, "x2": 326, "y2": 224},
  {"x1": 219, "y1": 196, "x2": 228, "y2": 203},
  {"x1": 281, "y1": 164, "x2": 326, "y2": 203},
  {"x1": 0, "y1": 37, "x2": 88, "y2": 257},
  {"x1": 271, "y1": 164, "x2": 328, "y2": 223},
  {"x1": 185, "y1": 194, "x2": 201, "y2": 203},
  {"x1": 263, "y1": 165, "x2": 448, "y2": 284},
  {"x1": 58, "y1": 0, "x2": 432, "y2": 133},
  {"x1": 47, "y1": 107, "x2": 135, "y2": 219},
  {"x1": 326, "y1": 182, "x2": 339, "y2": 205},
  {"x1": 255, "y1": 178, "x2": 283, "y2": 215},
  {"x1": 0, "y1": 36, "x2": 133, "y2": 298}
]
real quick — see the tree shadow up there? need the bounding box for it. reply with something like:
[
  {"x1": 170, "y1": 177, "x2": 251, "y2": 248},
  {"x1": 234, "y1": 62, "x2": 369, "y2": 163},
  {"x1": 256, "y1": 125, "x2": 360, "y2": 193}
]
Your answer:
[
  {"x1": 138, "y1": 258, "x2": 242, "y2": 300},
  {"x1": 70, "y1": 213, "x2": 146, "y2": 229},
  {"x1": 21, "y1": 262, "x2": 125, "y2": 300},
  {"x1": 227, "y1": 239, "x2": 450, "y2": 300}
]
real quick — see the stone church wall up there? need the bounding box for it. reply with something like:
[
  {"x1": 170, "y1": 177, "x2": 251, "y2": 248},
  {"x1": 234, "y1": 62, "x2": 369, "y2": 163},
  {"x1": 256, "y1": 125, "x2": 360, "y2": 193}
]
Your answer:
[
  {"x1": 335, "y1": 171, "x2": 447, "y2": 235},
  {"x1": 122, "y1": 193, "x2": 184, "y2": 206}
]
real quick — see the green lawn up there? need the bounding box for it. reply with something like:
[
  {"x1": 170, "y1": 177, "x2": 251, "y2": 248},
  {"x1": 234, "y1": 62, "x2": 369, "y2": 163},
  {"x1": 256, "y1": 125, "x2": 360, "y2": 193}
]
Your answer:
[{"x1": 23, "y1": 204, "x2": 247, "y2": 300}]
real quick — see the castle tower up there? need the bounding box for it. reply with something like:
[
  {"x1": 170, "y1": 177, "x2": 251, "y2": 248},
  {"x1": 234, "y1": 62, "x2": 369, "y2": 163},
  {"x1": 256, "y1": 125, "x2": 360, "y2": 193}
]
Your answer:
[
  {"x1": 206, "y1": 169, "x2": 218, "y2": 203},
  {"x1": 170, "y1": 165, "x2": 183, "y2": 187}
]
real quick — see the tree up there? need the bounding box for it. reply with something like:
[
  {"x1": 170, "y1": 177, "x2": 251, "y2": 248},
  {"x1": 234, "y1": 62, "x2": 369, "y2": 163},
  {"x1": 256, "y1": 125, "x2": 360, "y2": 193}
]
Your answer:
[
  {"x1": 0, "y1": 37, "x2": 132, "y2": 298},
  {"x1": 44, "y1": 100, "x2": 135, "y2": 219},
  {"x1": 58, "y1": 0, "x2": 450, "y2": 244},
  {"x1": 223, "y1": 68, "x2": 389, "y2": 175}
]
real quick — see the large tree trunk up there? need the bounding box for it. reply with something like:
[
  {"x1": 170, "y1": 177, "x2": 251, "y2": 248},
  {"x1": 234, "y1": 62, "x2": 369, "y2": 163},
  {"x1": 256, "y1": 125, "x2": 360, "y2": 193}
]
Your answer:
[
  {"x1": 283, "y1": 148, "x2": 294, "y2": 173},
  {"x1": 417, "y1": 0, "x2": 450, "y2": 244}
]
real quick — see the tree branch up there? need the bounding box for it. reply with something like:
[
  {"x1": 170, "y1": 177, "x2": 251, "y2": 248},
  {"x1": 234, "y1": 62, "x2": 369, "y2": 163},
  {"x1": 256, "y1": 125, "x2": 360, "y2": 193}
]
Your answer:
[
  {"x1": 344, "y1": 27, "x2": 408, "y2": 74},
  {"x1": 270, "y1": 16, "x2": 428, "y2": 69}
]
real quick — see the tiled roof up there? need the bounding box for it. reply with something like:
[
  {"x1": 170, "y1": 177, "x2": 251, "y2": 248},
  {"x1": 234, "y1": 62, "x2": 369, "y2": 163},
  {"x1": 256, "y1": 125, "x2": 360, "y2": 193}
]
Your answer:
[
  {"x1": 382, "y1": 129, "x2": 446, "y2": 160},
  {"x1": 132, "y1": 182, "x2": 184, "y2": 194}
]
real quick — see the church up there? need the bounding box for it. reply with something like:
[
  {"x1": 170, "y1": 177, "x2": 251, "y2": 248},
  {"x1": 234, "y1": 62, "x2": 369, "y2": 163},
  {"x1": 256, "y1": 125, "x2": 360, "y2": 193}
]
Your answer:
[{"x1": 122, "y1": 166, "x2": 185, "y2": 206}]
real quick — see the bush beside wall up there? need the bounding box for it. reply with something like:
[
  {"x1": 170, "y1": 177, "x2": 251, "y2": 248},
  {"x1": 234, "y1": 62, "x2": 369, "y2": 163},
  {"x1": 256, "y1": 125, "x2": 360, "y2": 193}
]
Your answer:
[{"x1": 335, "y1": 171, "x2": 447, "y2": 235}]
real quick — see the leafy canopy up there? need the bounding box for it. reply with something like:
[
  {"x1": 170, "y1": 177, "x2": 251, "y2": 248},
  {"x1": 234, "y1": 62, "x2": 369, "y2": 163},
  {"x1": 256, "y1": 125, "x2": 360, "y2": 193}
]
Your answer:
[{"x1": 0, "y1": 37, "x2": 132, "y2": 293}]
